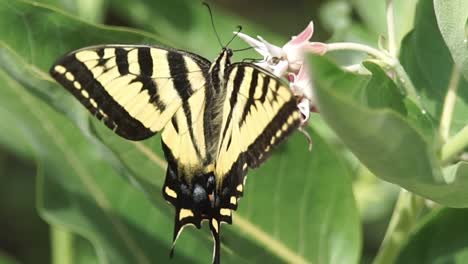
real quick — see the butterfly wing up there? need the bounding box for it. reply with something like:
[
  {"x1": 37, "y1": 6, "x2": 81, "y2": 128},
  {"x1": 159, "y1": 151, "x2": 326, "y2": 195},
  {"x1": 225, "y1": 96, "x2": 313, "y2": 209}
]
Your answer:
[
  {"x1": 50, "y1": 45, "x2": 211, "y2": 140},
  {"x1": 204, "y1": 63, "x2": 301, "y2": 261},
  {"x1": 51, "y1": 46, "x2": 302, "y2": 264},
  {"x1": 216, "y1": 63, "x2": 302, "y2": 206}
]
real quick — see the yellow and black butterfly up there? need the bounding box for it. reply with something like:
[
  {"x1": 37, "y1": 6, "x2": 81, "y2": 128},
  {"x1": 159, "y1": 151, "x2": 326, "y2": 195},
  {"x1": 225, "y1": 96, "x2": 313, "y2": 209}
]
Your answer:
[{"x1": 50, "y1": 42, "x2": 301, "y2": 263}]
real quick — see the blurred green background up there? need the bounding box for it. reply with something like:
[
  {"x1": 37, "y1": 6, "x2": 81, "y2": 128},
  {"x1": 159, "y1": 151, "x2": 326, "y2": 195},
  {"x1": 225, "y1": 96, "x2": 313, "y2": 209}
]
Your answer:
[{"x1": 0, "y1": 0, "x2": 401, "y2": 263}]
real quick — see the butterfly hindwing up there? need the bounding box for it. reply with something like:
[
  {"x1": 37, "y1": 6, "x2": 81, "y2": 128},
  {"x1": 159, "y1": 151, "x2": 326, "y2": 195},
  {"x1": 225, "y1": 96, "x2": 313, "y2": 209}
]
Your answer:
[{"x1": 50, "y1": 45, "x2": 211, "y2": 140}]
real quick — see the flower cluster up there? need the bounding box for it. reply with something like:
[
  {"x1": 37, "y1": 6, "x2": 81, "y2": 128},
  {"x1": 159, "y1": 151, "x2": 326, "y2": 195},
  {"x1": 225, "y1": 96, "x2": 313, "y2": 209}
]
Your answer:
[{"x1": 237, "y1": 21, "x2": 327, "y2": 125}]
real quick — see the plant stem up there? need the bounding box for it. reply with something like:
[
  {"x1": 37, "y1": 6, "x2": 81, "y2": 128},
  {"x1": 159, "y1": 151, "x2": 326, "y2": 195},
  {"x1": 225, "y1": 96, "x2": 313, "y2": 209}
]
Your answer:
[
  {"x1": 441, "y1": 124, "x2": 468, "y2": 164},
  {"x1": 371, "y1": 1, "x2": 440, "y2": 259},
  {"x1": 439, "y1": 67, "x2": 461, "y2": 142},
  {"x1": 392, "y1": 63, "x2": 422, "y2": 109},
  {"x1": 326, "y1": 42, "x2": 389, "y2": 62},
  {"x1": 386, "y1": 0, "x2": 397, "y2": 56},
  {"x1": 51, "y1": 226, "x2": 73, "y2": 264},
  {"x1": 372, "y1": 190, "x2": 425, "y2": 264},
  {"x1": 326, "y1": 42, "x2": 422, "y2": 108}
]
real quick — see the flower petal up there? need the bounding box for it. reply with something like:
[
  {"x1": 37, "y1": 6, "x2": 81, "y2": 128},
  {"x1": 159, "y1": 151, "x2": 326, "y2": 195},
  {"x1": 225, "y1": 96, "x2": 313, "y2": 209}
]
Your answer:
[
  {"x1": 254, "y1": 60, "x2": 271, "y2": 70},
  {"x1": 288, "y1": 72, "x2": 296, "y2": 82},
  {"x1": 288, "y1": 21, "x2": 314, "y2": 46},
  {"x1": 283, "y1": 42, "x2": 308, "y2": 73},
  {"x1": 236, "y1": 32, "x2": 270, "y2": 57},
  {"x1": 290, "y1": 64, "x2": 313, "y2": 99},
  {"x1": 258, "y1": 36, "x2": 283, "y2": 58},
  {"x1": 272, "y1": 60, "x2": 289, "y2": 77},
  {"x1": 297, "y1": 98, "x2": 311, "y2": 125},
  {"x1": 296, "y1": 62, "x2": 309, "y2": 79}
]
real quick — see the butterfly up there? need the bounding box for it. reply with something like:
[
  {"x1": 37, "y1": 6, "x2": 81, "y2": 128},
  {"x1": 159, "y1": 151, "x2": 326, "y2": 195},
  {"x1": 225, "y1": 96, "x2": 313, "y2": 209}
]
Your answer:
[{"x1": 50, "y1": 43, "x2": 301, "y2": 263}]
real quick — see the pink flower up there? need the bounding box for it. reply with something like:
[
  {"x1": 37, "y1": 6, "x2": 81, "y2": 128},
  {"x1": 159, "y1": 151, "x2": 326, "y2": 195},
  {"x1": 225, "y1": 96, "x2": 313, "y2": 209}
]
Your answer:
[
  {"x1": 237, "y1": 21, "x2": 327, "y2": 77},
  {"x1": 237, "y1": 21, "x2": 326, "y2": 147},
  {"x1": 288, "y1": 64, "x2": 313, "y2": 103},
  {"x1": 288, "y1": 64, "x2": 316, "y2": 124}
]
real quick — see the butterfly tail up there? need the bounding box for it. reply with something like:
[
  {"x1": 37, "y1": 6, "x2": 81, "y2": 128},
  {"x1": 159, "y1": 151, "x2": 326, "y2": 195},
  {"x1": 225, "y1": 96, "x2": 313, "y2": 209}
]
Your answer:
[
  {"x1": 209, "y1": 218, "x2": 221, "y2": 264},
  {"x1": 169, "y1": 209, "x2": 186, "y2": 259}
]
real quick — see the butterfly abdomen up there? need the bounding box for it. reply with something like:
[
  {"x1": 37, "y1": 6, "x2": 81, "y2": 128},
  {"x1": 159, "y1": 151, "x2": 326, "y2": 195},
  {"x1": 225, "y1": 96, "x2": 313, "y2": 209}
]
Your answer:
[{"x1": 201, "y1": 49, "x2": 234, "y2": 158}]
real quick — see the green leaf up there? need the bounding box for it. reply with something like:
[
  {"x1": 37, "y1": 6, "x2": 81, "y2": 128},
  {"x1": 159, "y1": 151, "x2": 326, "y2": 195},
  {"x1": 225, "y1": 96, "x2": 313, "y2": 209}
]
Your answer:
[
  {"x1": 310, "y1": 55, "x2": 468, "y2": 207},
  {"x1": 400, "y1": 0, "x2": 468, "y2": 135},
  {"x1": 238, "y1": 129, "x2": 361, "y2": 264},
  {"x1": 74, "y1": 235, "x2": 100, "y2": 264},
  {"x1": 0, "y1": 70, "x2": 221, "y2": 264},
  {"x1": 434, "y1": 0, "x2": 468, "y2": 81},
  {"x1": 0, "y1": 0, "x2": 361, "y2": 263},
  {"x1": 398, "y1": 0, "x2": 468, "y2": 197},
  {"x1": 35, "y1": 0, "x2": 106, "y2": 22},
  {"x1": 0, "y1": 1, "x2": 160, "y2": 73},
  {"x1": 396, "y1": 208, "x2": 468, "y2": 263}
]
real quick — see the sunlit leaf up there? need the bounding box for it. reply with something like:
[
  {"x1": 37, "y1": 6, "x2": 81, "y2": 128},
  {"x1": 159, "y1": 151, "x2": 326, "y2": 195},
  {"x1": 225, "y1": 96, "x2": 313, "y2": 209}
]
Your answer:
[
  {"x1": 310, "y1": 55, "x2": 468, "y2": 207},
  {"x1": 434, "y1": 0, "x2": 468, "y2": 81}
]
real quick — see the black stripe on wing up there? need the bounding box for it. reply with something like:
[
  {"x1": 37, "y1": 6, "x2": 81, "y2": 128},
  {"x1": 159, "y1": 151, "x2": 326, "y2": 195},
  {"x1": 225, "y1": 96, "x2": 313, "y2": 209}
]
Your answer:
[
  {"x1": 239, "y1": 68, "x2": 259, "y2": 125},
  {"x1": 220, "y1": 66, "x2": 245, "y2": 142},
  {"x1": 241, "y1": 64, "x2": 301, "y2": 167},
  {"x1": 50, "y1": 54, "x2": 154, "y2": 140},
  {"x1": 245, "y1": 98, "x2": 301, "y2": 167},
  {"x1": 220, "y1": 98, "x2": 300, "y2": 205},
  {"x1": 50, "y1": 45, "x2": 212, "y2": 141},
  {"x1": 215, "y1": 63, "x2": 302, "y2": 209},
  {"x1": 138, "y1": 47, "x2": 153, "y2": 76},
  {"x1": 115, "y1": 48, "x2": 129, "y2": 75},
  {"x1": 167, "y1": 51, "x2": 202, "y2": 158}
]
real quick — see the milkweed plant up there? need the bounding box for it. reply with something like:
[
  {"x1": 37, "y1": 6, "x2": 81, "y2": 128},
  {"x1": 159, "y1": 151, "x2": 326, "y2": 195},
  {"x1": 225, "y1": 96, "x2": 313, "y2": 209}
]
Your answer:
[
  {"x1": 1, "y1": 0, "x2": 468, "y2": 263},
  {"x1": 238, "y1": 0, "x2": 468, "y2": 262}
]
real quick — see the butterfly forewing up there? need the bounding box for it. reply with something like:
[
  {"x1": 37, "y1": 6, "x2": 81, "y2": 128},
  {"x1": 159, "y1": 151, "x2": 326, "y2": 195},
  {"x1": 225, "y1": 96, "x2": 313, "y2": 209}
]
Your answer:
[
  {"x1": 215, "y1": 63, "x2": 302, "y2": 197},
  {"x1": 50, "y1": 45, "x2": 211, "y2": 140}
]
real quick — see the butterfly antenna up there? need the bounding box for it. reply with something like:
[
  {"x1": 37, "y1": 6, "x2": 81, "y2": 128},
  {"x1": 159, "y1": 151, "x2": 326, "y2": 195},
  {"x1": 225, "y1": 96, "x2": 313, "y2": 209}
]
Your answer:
[
  {"x1": 226, "y1": 25, "x2": 242, "y2": 48},
  {"x1": 233, "y1": 46, "x2": 255, "y2": 52},
  {"x1": 203, "y1": 2, "x2": 223, "y2": 48}
]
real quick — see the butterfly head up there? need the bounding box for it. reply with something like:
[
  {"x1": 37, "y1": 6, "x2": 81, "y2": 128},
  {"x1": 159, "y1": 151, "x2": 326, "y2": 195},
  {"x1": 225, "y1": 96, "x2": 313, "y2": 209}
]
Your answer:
[
  {"x1": 219, "y1": 47, "x2": 233, "y2": 66},
  {"x1": 210, "y1": 48, "x2": 233, "y2": 88},
  {"x1": 222, "y1": 47, "x2": 233, "y2": 58}
]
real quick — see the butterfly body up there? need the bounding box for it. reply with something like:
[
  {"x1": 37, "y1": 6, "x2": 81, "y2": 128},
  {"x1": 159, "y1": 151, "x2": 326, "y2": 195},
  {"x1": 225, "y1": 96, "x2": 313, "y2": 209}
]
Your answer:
[{"x1": 50, "y1": 44, "x2": 301, "y2": 263}]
